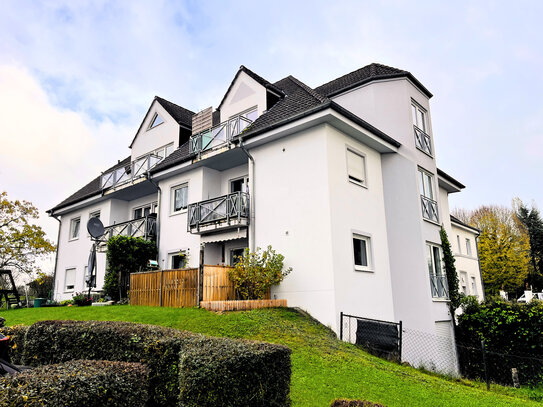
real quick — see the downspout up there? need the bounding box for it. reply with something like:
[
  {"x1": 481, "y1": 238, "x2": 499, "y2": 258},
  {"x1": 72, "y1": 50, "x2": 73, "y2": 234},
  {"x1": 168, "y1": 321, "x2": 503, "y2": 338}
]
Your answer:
[
  {"x1": 238, "y1": 137, "x2": 255, "y2": 252},
  {"x1": 475, "y1": 232, "x2": 486, "y2": 301},
  {"x1": 146, "y1": 173, "x2": 162, "y2": 261},
  {"x1": 49, "y1": 213, "x2": 61, "y2": 301}
]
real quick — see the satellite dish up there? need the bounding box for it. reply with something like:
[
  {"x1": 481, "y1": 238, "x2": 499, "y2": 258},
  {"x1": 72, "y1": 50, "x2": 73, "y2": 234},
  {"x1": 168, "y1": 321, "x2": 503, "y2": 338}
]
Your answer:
[{"x1": 87, "y1": 217, "x2": 105, "y2": 239}]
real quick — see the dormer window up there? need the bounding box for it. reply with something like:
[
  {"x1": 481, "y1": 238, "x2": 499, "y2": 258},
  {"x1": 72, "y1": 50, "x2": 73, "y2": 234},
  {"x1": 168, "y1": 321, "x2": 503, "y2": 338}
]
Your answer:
[{"x1": 149, "y1": 113, "x2": 164, "y2": 129}]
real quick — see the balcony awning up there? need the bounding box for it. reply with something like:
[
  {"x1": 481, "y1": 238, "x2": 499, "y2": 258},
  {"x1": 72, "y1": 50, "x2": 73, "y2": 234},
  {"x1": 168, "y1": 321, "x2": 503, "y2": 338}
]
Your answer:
[{"x1": 201, "y1": 229, "x2": 247, "y2": 244}]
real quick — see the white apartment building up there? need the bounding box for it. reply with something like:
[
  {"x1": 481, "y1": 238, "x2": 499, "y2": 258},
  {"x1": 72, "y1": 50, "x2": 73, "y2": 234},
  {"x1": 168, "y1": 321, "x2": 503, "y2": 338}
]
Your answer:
[{"x1": 48, "y1": 63, "x2": 481, "y2": 372}]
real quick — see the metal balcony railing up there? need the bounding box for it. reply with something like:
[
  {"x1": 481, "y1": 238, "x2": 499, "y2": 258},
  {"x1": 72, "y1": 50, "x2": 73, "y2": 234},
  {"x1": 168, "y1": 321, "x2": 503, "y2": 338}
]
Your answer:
[
  {"x1": 187, "y1": 192, "x2": 249, "y2": 233},
  {"x1": 189, "y1": 114, "x2": 253, "y2": 155},
  {"x1": 102, "y1": 215, "x2": 157, "y2": 242},
  {"x1": 430, "y1": 274, "x2": 449, "y2": 299},
  {"x1": 414, "y1": 125, "x2": 432, "y2": 155},
  {"x1": 421, "y1": 195, "x2": 439, "y2": 223},
  {"x1": 100, "y1": 153, "x2": 163, "y2": 190}
]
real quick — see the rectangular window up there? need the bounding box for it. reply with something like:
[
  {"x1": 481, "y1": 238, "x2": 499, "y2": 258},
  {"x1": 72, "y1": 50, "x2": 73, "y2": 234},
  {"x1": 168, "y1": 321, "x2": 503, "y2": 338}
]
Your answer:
[
  {"x1": 418, "y1": 168, "x2": 439, "y2": 222},
  {"x1": 170, "y1": 251, "x2": 188, "y2": 269},
  {"x1": 230, "y1": 248, "x2": 246, "y2": 266},
  {"x1": 171, "y1": 184, "x2": 188, "y2": 213},
  {"x1": 69, "y1": 218, "x2": 80, "y2": 240},
  {"x1": 456, "y1": 235, "x2": 461, "y2": 254},
  {"x1": 460, "y1": 271, "x2": 468, "y2": 295},
  {"x1": 466, "y1": 238, "x2": 472, "y2": 256},
  {"x1": 347, "y1": 149, "x2": 366, "y2": 186},
  {"x1": 65, "y1": 268, "x2": 76, "y2": 292},
  {"x1": 412, "y1": 101, "x2": 432, "y2": 155},
  {"x1": 471, "y1": 276, "x2": 477, "y2": 295},
  {"x1": 353, "y1": 234, "x2": 372, "y2": 271},
  {"x1": 230, "y1": 176, "x2": 249, "y2": 193},
  {"x1": 133, "y1": 202, "x2": 157, "y2": 219},
  {"x1": 427, "y1": 243, "x2": 449, "y2": 299}
]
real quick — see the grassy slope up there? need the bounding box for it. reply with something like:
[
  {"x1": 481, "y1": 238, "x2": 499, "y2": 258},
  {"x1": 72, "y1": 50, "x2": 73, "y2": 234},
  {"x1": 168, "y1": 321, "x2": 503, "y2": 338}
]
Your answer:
[{"x1": 2, "y1": 305, "x2": 538, "y2": 407}]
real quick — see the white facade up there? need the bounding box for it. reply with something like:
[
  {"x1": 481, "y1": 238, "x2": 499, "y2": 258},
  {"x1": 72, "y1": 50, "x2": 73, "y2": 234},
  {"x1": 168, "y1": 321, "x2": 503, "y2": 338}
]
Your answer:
[{"x1": 49, "y1": 64, "x2": 480, "y2": 373}]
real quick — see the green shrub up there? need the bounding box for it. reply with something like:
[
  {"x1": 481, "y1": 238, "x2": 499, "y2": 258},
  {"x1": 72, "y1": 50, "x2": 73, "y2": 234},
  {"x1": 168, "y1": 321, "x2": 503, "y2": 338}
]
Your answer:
[
  {"x1": 72, "y1": 292, "x2": 93, "y2": 306},
  {"x1": 0, "y1": 359, "x2": 148, "y2": 406},
  {"x1": 331, "y1": 400, "x2": 386, "y2": 407},
  {"x1": 228, "y1": 245, "x2": 292, "y2": 300},
  {"x1": 0, "y1": 324, "x2": 29, "y2": 364},
  {"x1": 21, "y1": 320, "x2": 196, "y2": 406},
  {"x1": 178, "y1": 335, "x2": 291, "y2": 407}
]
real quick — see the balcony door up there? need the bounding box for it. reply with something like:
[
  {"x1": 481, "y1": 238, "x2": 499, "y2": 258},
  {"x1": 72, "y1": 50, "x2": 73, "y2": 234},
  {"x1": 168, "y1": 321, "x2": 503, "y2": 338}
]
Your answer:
[
  {"x1": 230, "y1": 176, "x2": 249, "y2": 193},
  {"x1": 133, "y1": 202, "x2": 158, "y2": 219}
]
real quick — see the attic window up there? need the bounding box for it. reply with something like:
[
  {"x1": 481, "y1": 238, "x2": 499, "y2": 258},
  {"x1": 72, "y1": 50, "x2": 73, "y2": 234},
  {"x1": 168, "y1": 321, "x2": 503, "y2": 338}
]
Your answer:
[{"x1": 149, "y1": 113, "x2": 164, "y2": 129}]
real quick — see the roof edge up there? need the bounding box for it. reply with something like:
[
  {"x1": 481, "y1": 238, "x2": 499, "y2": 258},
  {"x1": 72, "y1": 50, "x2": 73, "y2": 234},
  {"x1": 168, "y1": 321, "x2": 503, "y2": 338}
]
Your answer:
[{"x1": 437, "y1": 168, "x2": 465, "y2": 190}]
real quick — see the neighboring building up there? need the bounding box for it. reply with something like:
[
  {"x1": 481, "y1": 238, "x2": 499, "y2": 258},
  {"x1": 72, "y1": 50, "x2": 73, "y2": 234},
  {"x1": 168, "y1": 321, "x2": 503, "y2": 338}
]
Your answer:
[{"x1": 48, "y1": 63, "x2": 479, "y2": 373}]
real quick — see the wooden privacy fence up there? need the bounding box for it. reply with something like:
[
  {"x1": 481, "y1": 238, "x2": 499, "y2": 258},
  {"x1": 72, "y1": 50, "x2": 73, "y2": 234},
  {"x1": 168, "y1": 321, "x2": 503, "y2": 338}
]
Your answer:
[{"x1": 130, "y1": 265, "x2": 273, "y2": 308}]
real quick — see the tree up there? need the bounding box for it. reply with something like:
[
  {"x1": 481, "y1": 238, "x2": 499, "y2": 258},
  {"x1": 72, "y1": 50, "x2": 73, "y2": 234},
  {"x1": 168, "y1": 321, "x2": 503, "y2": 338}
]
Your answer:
[
  {"x1": 467, "y1": 205, "x2": 530, "y2": 296},
  {"x1": 0, "y1": 191, "x2": 55, "y2": 276},
  {"x1": 440, "y1": 226, "x2": 461, "y2": 312},
  {"x1": 104, "y1": 235, "x2": 157, "y2": 300},
  {"x1": 514, "y1": 199, "x2": 543, "y2": 291},
  {"x1": 27, "y1": 272, "x2": 54, "y2": 298},
  {"x1": 228, "y1": 246, "x2": 292, "y2": 300}
]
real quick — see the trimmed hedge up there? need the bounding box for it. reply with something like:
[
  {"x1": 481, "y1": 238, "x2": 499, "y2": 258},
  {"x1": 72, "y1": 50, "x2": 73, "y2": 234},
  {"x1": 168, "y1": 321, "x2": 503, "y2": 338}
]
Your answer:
[
  {"x1": 179, "y1": 335, "x2": 291, "y2": 407},
  {"x1": 21, "y1": 320, "x2": 196, "y2": 406},
  {"x1": 0, "y1": 359, "x2": 148, "y2": 406},
  {"x1": 0, "y1": 324, "x2": 29, "y2": 364},
  {"x1": 331, "y1": 400, "x2": 386, "y2": 407}
]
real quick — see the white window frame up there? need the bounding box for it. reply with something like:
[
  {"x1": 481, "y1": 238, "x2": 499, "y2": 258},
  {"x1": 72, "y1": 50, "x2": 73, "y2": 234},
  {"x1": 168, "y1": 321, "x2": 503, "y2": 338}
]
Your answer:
[
  {"x1": 466, "y1": 238, "x2": 472, "y2": 256},
  {"x1": 456, "y1": 235, "x2": 461, "y2": 254},
  {"x1": 427, "y1": 243, "x2": 449, "y2": 300},
  {"x1": 169, "y1": 250, "x2": 188, "y2": 269},
  {"x1": 418, "y1": 168, "x2": 439, "y2": 223},
  {"x1": 133, "y1": 202, "x2": 158, "y2": 219},
  {"x1": 470, "y1": 276, "x2": 477, "y2": 296},
  {"x1": 352, "y1": 233, "x2": 372, "y2": 272},
  {"x1": 170, "y1": 183, "x2": 189, "y2": 215},
  {"x1": 346, "y1": 147, "x2": 367, "y2": 188},
  {"x1": 69, "y1": 217, "x2": 81, "y2": 241},
  {"x1": 230, "y1": 175, "x2": 249, "y2": 193},
  {"x1": 148, "y1": 112, "x2": 164, "y2": 130},
  {"x1": 229, "y1": 247, "x2": 247, "y2": 266},
  {"x1": 412, "y1": 100, "x2": 432, "y2": 156},
  {"x1": 64, "y1": 268, "x2": 76, "y2": 292}
]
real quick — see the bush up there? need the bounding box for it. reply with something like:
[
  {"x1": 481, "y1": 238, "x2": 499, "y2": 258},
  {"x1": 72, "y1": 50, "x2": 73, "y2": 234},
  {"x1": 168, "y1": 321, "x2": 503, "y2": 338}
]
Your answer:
[
  {"x1": 72, "y1": 292, "x2": 93, "y2": 306},
  {"x1": 228, "y1": 245, "x2": 292, "y2": 300},
  {"x1": 27, "y1": 272, "x2": 54, "y2": 299},
  {"x1": 331, "y1": 400, "x2": 386, "y2": 407},
  {"x1": 0, "y1": 359, "x2": 148, "y2": 406},
  {"x1": 21, "y1": 320, "x2": 196, "y2": 406},
  {"x1": 105, "y1": 235, "x2": 157, "y2": 300},
  {"x1": 178, "y1": 335, "x2": 291, "y2": 407},
  {"x1": 0, "y1": 324, "x2": 29, "y2": 364}
]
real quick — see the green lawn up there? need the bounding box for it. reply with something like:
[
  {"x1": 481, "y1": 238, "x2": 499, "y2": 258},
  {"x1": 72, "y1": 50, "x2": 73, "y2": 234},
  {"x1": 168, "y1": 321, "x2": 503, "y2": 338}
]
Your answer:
[{"x1": 2, "y1": 305, "x2": 540, "y2": 406}]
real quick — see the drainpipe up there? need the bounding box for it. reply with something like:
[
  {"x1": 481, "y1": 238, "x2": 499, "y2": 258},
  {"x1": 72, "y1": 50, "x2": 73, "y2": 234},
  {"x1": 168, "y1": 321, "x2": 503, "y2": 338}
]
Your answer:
[
  {"x1": 146, "y1": 173, "x2": 162, "y2": 262},
  {"x1": 49, "y1": 213, "x2": 62, "y2": 301},
  {"x1": 238, "y1": 137, "x2": 255, "y2": 252}
]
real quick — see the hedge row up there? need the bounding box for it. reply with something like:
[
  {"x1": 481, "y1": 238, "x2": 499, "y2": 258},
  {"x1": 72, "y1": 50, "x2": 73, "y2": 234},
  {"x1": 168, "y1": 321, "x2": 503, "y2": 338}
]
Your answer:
[
  {"x1": 0, "y1": 325, "x2": 29, "y2": 365},
  {"x1": 4, "y1": 320, "x2": 291, "y2": 407},
  {"x1": 331, "y1": 400, "x2": 386, "y2": 407},
  {"x1": 179, "y1": 335, "x2": 291, "y2": 407},
  {"x1": 0, "y1": 359, "x2": 148, "y2": 406}
]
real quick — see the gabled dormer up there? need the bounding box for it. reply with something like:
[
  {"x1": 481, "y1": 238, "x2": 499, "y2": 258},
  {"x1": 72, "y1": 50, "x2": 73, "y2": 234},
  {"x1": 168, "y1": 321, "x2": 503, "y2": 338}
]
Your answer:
[{"x1": 130, "y1": 96, "x2": 194, "y2": 161}]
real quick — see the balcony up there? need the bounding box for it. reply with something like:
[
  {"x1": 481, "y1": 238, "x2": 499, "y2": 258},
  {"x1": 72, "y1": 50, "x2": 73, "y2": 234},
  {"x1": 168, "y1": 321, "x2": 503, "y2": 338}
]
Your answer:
[
  {"x1": 189, "y1": 114, "x2": 253, "y2": 155},
  {"x1": 101, "y1": 153, "x2": 163, "y2": 190},
  {"x1": 429, "y1": 274, "x2": 449, "y2": 299},
  {"x1": 421, "y1": 195, "x2": 439, "y2": 223},
  {"x1": 414, "y1": 125, "x2": 432, "y2": 155},
  {"x1": 97, "y1": 215, "x2": 157, "y2": 251},
  {"x1": 187, "y1": 192, "x2": 249, "y2": 234}
]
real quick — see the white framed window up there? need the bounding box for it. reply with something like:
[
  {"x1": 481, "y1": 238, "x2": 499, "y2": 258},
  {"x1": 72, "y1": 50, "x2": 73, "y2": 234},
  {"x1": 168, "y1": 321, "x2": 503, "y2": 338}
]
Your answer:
[
  {"x1": 230, "y1": 176, "x2": 249, "y2": 193},
  {"x1": 418, "y1": 168, "x2": 439, "y2": 222},
  {"x1": 466, "y1": 238, "x2": 472, "y2": 256},
  {"x1": 456, "y1": 235, "x2": 461, "y2": 254},
  {"x1": 346, "y1": 148, "x2": 367, "y2": 187},
  {"x1": 133, "y1": 202, "x2": 158, "y2": 219},
  {"x1": 470, "y1": 276, "x2": 477, "y2": 295},
  {"x1": 69, "y1": 217, "x2": 81, "y2": 240},
  {"x1": 171, "y1": 183, "x2": 188, "y2": 213},
  {"x1": 148, "y1": 112, "x2": 164, "y2": 130},
  {"x1": 460, "y1": 271, "x2": 468, "y2": 295},
  {"x1": 170, "y1": 251, "x2": 188, "y2": 269},
  {"x1": 230, "y1": 247, "x2": 246, "y2": 266},
  {"x1": 65, "y1": 268, "x2": 76, "y2": 292},
  {"x1": 353, "y1": 234, "x2": 372, "y2": 271},
  {"x1": 412, "y1": 101, "x2": 432, "y2": 155},
  {"x1": 427, "y1": 243, "x2": 448, "y2": 299}
]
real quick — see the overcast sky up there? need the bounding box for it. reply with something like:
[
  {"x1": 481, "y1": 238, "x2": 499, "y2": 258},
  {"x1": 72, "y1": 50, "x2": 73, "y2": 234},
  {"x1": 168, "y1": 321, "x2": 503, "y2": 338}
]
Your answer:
[{"x1": 1, "y1": 1, "x2": 542, "y2": 256}]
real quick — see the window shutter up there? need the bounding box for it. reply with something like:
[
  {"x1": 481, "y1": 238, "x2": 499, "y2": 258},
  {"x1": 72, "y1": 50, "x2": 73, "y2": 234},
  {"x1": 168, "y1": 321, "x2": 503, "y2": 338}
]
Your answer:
[
  {"x1": 347, "y1": 150, "x2": 365, "y2": 184},
  {"x1": 65, "y1": 268, "x2": 76, "y2": 289}
]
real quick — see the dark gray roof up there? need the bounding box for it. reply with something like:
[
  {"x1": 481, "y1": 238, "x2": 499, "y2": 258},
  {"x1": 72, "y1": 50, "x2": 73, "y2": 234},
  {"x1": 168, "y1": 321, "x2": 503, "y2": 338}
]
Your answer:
[
  {"x1": 48, "y1": 156, "x2": 131, "y2": 213},
  {"x1": 151, "y1": 140, "x2": 193, "y2": 174},
  {"x1": 437, "y1": 168, "x2": 465, "y2": 189},
  {"x1": 155, "y1": 96, "x2": 195, "y2": 128},
  {"x1": 450, "y1": 214, "x2": 480, "y2": 234},
  {"x1": 315, "y1": 63, "x2": 433, "y2": 99},
  {"x1": 217, "y1": 65, "x2": 285, "y2": 110}
]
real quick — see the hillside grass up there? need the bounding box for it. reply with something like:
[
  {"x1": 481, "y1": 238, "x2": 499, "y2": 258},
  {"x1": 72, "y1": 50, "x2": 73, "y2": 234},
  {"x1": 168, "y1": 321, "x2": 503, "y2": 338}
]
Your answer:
[{"x1": 2, "y1": 305, "x2": 540, "y2": 406}]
